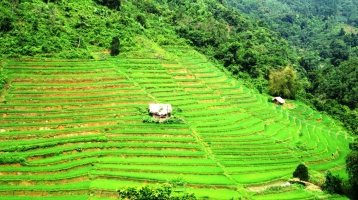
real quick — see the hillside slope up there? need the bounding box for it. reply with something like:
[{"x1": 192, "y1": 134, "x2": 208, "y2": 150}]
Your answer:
[
  {"x1": 227, "y1": 0, "x2": 358, "y2": 135},
  {"x1": 0, "y1": 0, "x2": 295, "y2": 79},
  {"x1": 0, "y1": 44, "x2": 352, "y2": 199}
]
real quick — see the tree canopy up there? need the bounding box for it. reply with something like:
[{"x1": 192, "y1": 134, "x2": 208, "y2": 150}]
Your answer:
[
  {"x1": 227, "y1": 0, "x2": 358, "y2": 135},
  {"x1": 292, "y1": 163, "x2": 309, "y2": 181},
  {"x1": 322, "y1": 171, "x2": 344, "y2": 194},
  {"x1": 346, "y1": 140, "x2": 358, "y2": 196},
  {"x1": 269, "y1": 66, "x2": 301, "y2": 99},
  {"x1": 117, "y1": 185, "x2": 196, "y2": 200}
]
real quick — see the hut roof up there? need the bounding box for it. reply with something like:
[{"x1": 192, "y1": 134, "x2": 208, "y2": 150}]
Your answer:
[
  {"x1": 149, "y1": 104, "x2": 173, "y2": 116},
  {"x1": 273, "y1": 97, "x2": 285, "y2": 104}
]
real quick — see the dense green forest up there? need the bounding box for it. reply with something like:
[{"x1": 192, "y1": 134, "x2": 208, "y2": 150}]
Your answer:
[
  {"x1": 227, "y1": 0, "x2": 358, "y2": 135},
  {"x1": 0, "y1": 0, "x2": 300, "y2": 104}
]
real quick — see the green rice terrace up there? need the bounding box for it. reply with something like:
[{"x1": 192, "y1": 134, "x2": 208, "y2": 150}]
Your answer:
[{"x1": 0, "y1": 48, "x2": 354, "y2": 200}]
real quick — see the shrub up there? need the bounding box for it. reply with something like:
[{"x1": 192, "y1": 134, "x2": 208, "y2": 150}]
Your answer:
[
  {"x1": 293, "y1": 163, "x2": 309, "y2": 181},
  {"x1": 0, "y1": 156, "x2": 27, "y2": 165},
  {"x1": 346, "y1": 140, "x2": 358, "y2": 195},
  {"x1": 0, "y1": 68, "x2": 7, "y2": 90},
  {"x1": 136, "y1": 106, "x2": 148, "y2": 114},
  {"x1": 110, "y1": 36, "x2": 120, "y2": 56},
  {"x1": 162, "y1": 116, "x2": 185, "y2": 124},
  {"x1": 94, "y1": 0, "x2": 121, "y2": 10},
  {"x1": 117, "y1": 184, "x2": 196, "y2": 200},
  {"x1": 168, "y1": 176, "x2": 187, "y2": 188},
  {"x1": 136, "y1": 14, "x2": 147, "y2": 28},
  {"x1": 142, "y1": 116, "x2": 159, "y2": 123},
  {"x1": 322, "y1": 171, "x2": 343, "y2": 194}
]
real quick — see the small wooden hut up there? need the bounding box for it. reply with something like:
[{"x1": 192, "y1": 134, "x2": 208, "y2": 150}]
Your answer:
[
  {"x1": 149, "y1": 104, "x2": 173, "y2": 118},
  {"x1": 272, "y1": 97, "x2": 285, "y2": 105}
]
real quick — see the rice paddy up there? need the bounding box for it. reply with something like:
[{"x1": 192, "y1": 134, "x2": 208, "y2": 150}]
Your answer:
[{"x1": 0, "y1": 48, "x2": 353, "y2": 199}]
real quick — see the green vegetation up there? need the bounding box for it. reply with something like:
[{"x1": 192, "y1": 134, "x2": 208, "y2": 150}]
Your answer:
[
  {"x1": 268, "y1": 66, "x2": 301, "y2": 99},
  {"x1": 110, "y1": 36, "x2": 120, "y2": 56},
  {"x1": 118, "y1": 184, "x2": 196, "y2": 200},
  {"x1": 346, "y1": 139, "x2": 358, "y2": 196},
  {"x1": 0, "y1": 67, "x2": 6, "y2": 90},
  {"x1": 0, "y1": 0, "x2": 356, "y2": 199},
  {"x1": 1, "y1": 0, "x2": 355, "y2": 136},
  {"x1": 227, "y1": 0, "x2": 358, "y2": 135},
  {"x1": 323, "y1": 171, "x2": 344, "y2": 194},
  {"x1": 0, "y1": 48, "x2": 351, "y2": 199},
  {"x1": 293, "y1": 164, "x2": 309, "y2": 181}
]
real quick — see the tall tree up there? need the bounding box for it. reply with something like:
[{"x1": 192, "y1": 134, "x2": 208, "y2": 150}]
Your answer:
[
  {"x1": 322, "y1": 171, "x2": 343, "y2": 194},
  {"x1": 293, "y1": 163, "x2": 309, "y2": 181},
  {"x1": 269, "y1": 66, "x2": 300, "y2": 99},
  {"x1": 346, "y1": 140, "x2": 358, "y2": 196},
  {"x1": 94, "y1": 0, "x2": 121, "y2": 10},
  {"x1": 110, "y1": 36, "x2": 120, "y2": 56}
]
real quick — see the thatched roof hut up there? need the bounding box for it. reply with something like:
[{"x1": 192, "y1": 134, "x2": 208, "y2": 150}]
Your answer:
[
  {"x1": 149, "y1": 104, "x2": 173, "y2": 118},
  {"x1": 272, "y1": 97, "x2": 285, "y2": 105}
]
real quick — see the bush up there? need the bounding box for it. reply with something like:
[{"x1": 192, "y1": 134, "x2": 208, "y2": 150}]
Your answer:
[
  {"x1": 0, "y1": 156, "x2": 27, "y2": 165},
  {"x1": 118, "y1": 184, "x2": 196, "y2": 200},
  {"x1": 110, "y1": 36, "x2": 120, "y2": 56},
  {"x1": 322, "y1": 171, "x2": 343, "y2": 194},
  {"x1": 136, "y1": 14, "x2": 147, "y2": 28},
  {"x1": 0, "y1": 68, "x2": 7, "y2": 90},
  {"x1": 293, "y1": 163, "x2": 309, "y2": 181},
  {"x1": 94, "y1": 0, "x2": 121, "y2": 10},
  {"x1": 162, "y1": 116, "x2": 185, "y2": 124},
  {"x1": 142, "y1": 116, "x2": 159, "y2": 123},
  {"x1": 136, "y1": 107, "x2": 148, "y2": 114}
]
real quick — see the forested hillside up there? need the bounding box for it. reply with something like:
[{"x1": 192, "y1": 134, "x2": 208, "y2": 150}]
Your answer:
[
  {"x1": 1, "y1": 0, "x2": 300, "y2": 90},
  {"x1": 0, "y1": 0, "x2": 296, "y2": 72},
  {"x1": 227, "y1": 0, "x2": 358, "y2": 136}
]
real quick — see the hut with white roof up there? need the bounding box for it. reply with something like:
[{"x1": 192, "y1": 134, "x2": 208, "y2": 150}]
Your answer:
[
  {"x1": 149, "y1": 104, "x2": 173, "y2": 118},
  {"x1": 272, "y1": 97, "x2": 285, "y2": 105}
]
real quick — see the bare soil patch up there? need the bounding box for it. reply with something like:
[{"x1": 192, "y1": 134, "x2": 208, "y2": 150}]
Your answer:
[
  {"x1": 284, "y1": 102, "x2": 296, "y2": 109},
  {"x1": 57, "y1": 125, "x2": 65, "y2": 130}
]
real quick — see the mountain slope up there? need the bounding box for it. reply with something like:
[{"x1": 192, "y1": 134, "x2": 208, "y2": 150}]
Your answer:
[
  {"x1": 0, "y1": 44, "x2": 352, "y2": 199},
  {"x1": 0, "y1": 0, "x2": 295, "y2": 78}
]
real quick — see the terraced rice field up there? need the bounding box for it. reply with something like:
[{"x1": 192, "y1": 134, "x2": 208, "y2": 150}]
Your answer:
[{"x1": 0, "y1": 48, "x2": 353, "y2": 199}]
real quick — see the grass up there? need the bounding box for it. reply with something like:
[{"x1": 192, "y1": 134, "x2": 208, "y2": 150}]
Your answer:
[
  {"x1": 94, "y1": 164, "x2": 224, "y2": 174},
  {"x1": 0, "y1": 166, "x2": 92, "y2": 181},
  {"x1": 231, "y1": 170, "x2": 292, "y2": 184},
  {"x1": 91, "y1": 171, "x2": 234, "y2": 185},
  {"x1": 0, "y1": 181, "x2": 91, "y2": 191},
  {"x1": 97, "y1": 157, "x2": 217, "y2": 165},
  {"x1": 0, "y1": 196, "x2": 90, "y2": 200},
  {"x1": 252, "y1": 188, "x2": 315, "y2": 200}
]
